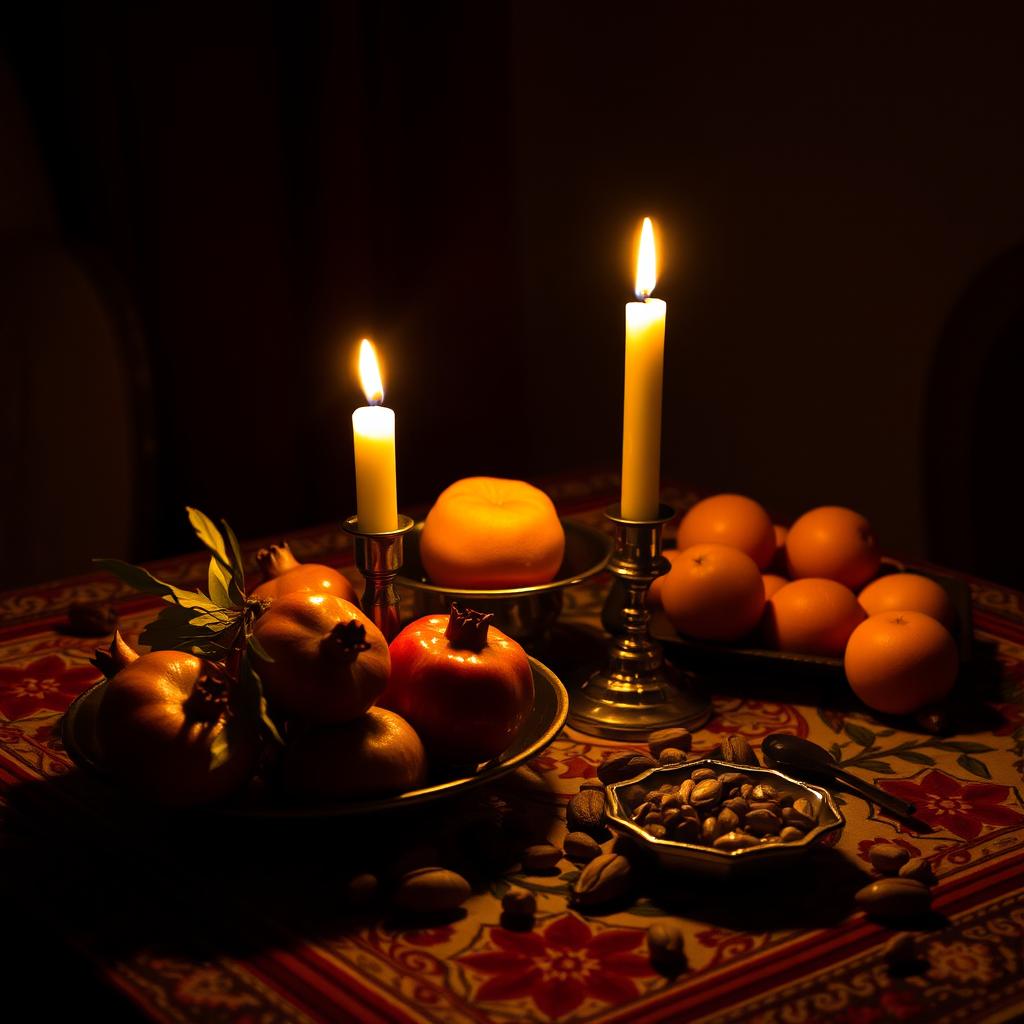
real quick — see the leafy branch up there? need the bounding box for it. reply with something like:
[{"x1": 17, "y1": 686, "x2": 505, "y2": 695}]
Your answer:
[{"x1": 837, "y1": 722, "x2": 996, "y2": 779}]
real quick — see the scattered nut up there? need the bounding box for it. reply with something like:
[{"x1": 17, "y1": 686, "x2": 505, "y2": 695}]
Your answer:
[
  {"x1": 67, "y1": 600, "x2": 118, "y2": 637},
  {"x1": 659, "y1": 747, "x2": 687, "y2": 765},
  {"x1": 567, "y1": 790, "x2": 606, "y2": 834},
  {"x1": 342, "y1": 872, "x2": 378, "y2": 907},
  {"x1": 393, "y1": 868, "x2": 471, "y2": 913},
  {"x1": 572, "y1": 853, "x2": 632, "y2": 906},
  {"x1": 598, "y1": 751, "x2": 658, "y2": 785},
  {"x1": 855, "y1": 878, "x2": 931, "y2": 921},
  {"x1": 521, "y1": 844, "x2": 562, "y2": 871},
  {"x1": 648, "y1": 727, "x2": 693, "y2": 758},
  {"x1": 502, "y1": 887, "x2": 537, "y2": 919},
  {"x1": 869, "y1": 843, "x2": 911, "y2": 875},
  {"x1": 579, "y1": 777, "x2": 606, "y2": 792},
  {"x1": 647, "y1": 922, "x2": 686, "y2": 970},
  {"x1": 898, "y1": 857, "x2": 937, "y2": 887},
  {"x1": 564, "y1": 832, "x2": 602, "y2": 863},
  {"x1": 717, "y1": 734, "x2": 759, "y2": 766}
]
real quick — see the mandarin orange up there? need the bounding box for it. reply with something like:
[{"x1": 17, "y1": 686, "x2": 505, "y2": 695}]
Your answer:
[
  {"x1": 844, "y1": 611, "x2": 958, "y2": 714},
  {"x1": 763, "y1": 577, "x2": 866, "y2": 657},
  {"x1": 785, "y1": 506, "x2": 880, "y2": 589},
  {"x1": 661, "y1": 543, "x2": 765, "y2": 642},
  {"x1": 761, "y1": 573, "x2": 788, "y2": 600},
  {"x1": 676, "y1": 494, "x2": 776, "y2": 570},
  {"x1": 647, "y1": 548, "x2": 680, "y2": 608}
]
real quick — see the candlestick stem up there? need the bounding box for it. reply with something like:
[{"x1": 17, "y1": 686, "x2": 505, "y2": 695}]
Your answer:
[
  {"x1": 568, "y1": 503, "x2": 711, "y2": 738},
  {"x1": 343, "y1": 515, "x2": 415, "y2": 642}
]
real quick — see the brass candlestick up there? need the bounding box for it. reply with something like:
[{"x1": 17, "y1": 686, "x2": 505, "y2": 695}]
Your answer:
[
  {"x1": 567, "y1": 503, "x2": 711, "y2": 738},
  {"x1": 343, "y1": 515, "x2": 415, "y2": 642}
]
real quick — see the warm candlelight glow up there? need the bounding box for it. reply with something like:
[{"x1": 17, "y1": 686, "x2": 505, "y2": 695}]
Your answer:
[
  {"x1": 634, "y1": 216, "x2": 658, "y2": 300},
  {"x1": 358, "y1": 338, "x2": 385, "y2": 405}
]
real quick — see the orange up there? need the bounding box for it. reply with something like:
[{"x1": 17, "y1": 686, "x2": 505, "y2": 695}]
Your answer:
[
  {"x1": 676, "y1": 494, "x2": 776, "y2": 570},
  {"x1": 661, "y1": 543, "x2": 765, "y2": 642},
  {"x1": 857, "y1": 573, "x2": 955, "y2": 631},
  {"x1": 844, "y1": 611, "x2": 958, "y2": 714},
  {"x1": 785, "y1": 506, "x2": 881, "y2": 589},
  {"x1": 762, "y1": 573, "x2": 788, "y2": 600},
  {"x1": 284, "y1": 707, "x2": 428, "y2": 800},
  {"x1": 420, "y1": 477, "x2": 565, "y2": 588},
  {"x1": 647, "y1": 548, "x2": 680, "y2": 608},
  {"x1": 763, "y1": 578, "x2": 866, "y2": 657}
]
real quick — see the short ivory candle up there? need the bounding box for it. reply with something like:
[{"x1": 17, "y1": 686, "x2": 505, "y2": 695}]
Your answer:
[
  {"x1": 621, "y1": 217, "x2": 666, "y2": 521},
  {"x1": 352, "y1": 339, "x2": 398, "y2": 533}
]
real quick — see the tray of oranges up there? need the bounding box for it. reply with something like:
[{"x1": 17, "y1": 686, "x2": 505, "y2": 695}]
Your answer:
[{"x1": 647, "y1": 496, "x2": 973, "y2": 714}]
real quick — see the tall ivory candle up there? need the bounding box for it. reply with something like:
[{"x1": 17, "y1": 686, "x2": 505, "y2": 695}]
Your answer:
[
  {"x1": 621, "y1": 217, "x2": 666, "y2": 521},
  {"x1": 352, "y1": 339, "x2": 398, "y2": 533}
]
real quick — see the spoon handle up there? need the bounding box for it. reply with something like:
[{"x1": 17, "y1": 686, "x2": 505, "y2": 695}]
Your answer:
[{"x1": 832, "y1": 765, "x2": 916, "y2": 817}]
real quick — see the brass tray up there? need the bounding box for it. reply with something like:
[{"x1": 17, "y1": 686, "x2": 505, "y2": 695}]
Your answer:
[
  {"x1": 60, "y1": 656, "x2": 568, "y2": 817},
  {"x1": 649, "y1": 562, "x2": 974, "y2": 679}
]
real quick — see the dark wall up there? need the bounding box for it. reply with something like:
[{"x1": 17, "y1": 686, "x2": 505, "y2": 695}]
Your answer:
[{"x1": 4, "y1": 2, "x2": 1024, "y2": 581}]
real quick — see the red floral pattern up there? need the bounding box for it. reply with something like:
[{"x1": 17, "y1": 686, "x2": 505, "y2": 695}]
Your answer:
[
  {"x1": 459, "y1": 914, "x2": 652, "y2": 1019},
  {"x1": 878, "y1": 769, "x2": 1024, "y2": 840},
  {"x1": 0, "y1": 655, "x2": 97, "y2": 722}
]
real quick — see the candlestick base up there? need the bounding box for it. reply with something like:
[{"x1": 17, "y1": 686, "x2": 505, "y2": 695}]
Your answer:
[
  {"x1": 342, "y1": 515, "x2": 415, "y2": 642},
  {"x1": 567, "y1": 503, "x2": 711, "y2": 739}
]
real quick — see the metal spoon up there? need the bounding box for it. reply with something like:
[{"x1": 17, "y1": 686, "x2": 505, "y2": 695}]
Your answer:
[{"x1": 762, "y1": 733, "x2": 932, "y2": 831}]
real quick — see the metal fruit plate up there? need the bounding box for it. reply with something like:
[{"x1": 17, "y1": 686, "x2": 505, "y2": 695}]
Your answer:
[
  {"x1": 60, "y1": 657, "x2": 568, "y2": 818},
  {"x1": 605, "y1": 759, "x2": 844, "y2": 878},
  {"x1": 649, "y1": 561, "x2": 973, "y2": 680},
  {"x1": 397, "y1": 518, "x2": 612, "y2": 646}
]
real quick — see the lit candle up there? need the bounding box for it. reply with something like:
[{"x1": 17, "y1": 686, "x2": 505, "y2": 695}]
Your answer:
[
  {"x1": 352, "y1": 339, "x2": 398, "y2": 533},
  {"x1": 621, "y1": 216, "x2": 666, "y2": 521}
]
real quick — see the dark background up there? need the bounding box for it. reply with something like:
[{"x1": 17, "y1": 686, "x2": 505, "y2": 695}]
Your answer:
[{"x1": 3, "y1": 2, "x2": 1024, "y2": 589}]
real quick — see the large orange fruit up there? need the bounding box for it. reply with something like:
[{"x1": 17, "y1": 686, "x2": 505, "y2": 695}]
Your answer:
[
  {"x1": 676, "y1": 494, "x2": 776, "y2": 569},
  {"x1": 647, "y1": 548, "x2": 680, "y2": 608},
  {"x1": 420, "y1": 477, "x2": 565, "y2": 588},
  {"x1": 661, "y1": 543, "x2": 765, "y2": 642},
  {"x1": 857, "y1": 573, "x2": 955, "y2": 631},
  {"x1": 763, "y1": 578, "x2": 866, "y2": 657},
  {"x1": 761, "y1": 573, "x2": 788, "y2": 600},
  {"x1": 844, "y1": 611, "x2": 958, "y2": 714},
  {"x1": 785, "y1": 506, "x2": 880, "y2": 589}
]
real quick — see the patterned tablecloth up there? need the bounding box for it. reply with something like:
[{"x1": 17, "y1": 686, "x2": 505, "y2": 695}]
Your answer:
[{"x1": 2, "y1": 477, "x2": 1023, "y2": 1023}]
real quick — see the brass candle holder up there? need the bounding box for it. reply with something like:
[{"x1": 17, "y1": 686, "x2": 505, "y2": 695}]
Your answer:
[
  {"x1": 567, "y1": 503, "x2": 711, "y2": 738},
  {"x1": 342, "y1": 514, "x2": 415, "y2": 642}
]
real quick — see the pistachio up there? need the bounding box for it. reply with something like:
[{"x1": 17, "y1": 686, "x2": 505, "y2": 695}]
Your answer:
[
  {"x1": 899, "y1": 857, "x2": 937, "y2": 886},
  {"x1": 869, "y1": 843, "x2": 911, "y2": 875},
  {"x1": 779, "y1": 826, "x2": 805, "y2": 843},
  {"x1": 644, "y1": 811, "x2": 664, "y2": 826},
  {"x1": 691, "y1": 767, "x2": 717, "y2": 782},
  {"x1": 717, "y1": 734, "x2": 759, "y2": 766},
  {"x1": 393, "y1": 868, "x2": 471, "y2": 913},
  {"x1": 564, "y1": 831, "x2": 603, "y2": 863},
  {"x1": 791, "y1": 797, "x2": 815, "y2": 819},
  {"x1": 598, "y1": 750, "x2": 658, "y2": 785},
  {"x1": 747, "y1": 800, "x2": 782, "y2": 814},
  {"x1": 567, "y1": 790, "x2": 606, "y2": 833},
  {"x1": 740, "y1": 783, "x2": 754, "y2": 799},
  {"x1": 658, "y1": 793, "x2": 681, "y2": 809},
  {"x1": 691, "y1": 778, "x2": 723, "y2": 807},
  {"x1": 659, "y1": 747, "x2": 687, "y2": 766},
  {"x1": 751, "y1": 783, "x2": 778, "y2": 802},
  {"x1": 647, "y1": 923, "x2": 686, "y2": 970},
  {"x1": 759, "y1": 834, "x2": 782, "y2": 845},
  {"x1": 723, "y1": 796, "x2": 749, "y2": 816},
  {"x1": 648, "y1": 727, "x2": 693, "y2": 758},
  {"x1": 782, "y1": 805, "x2": 815, "y2": 830},
  {"x1": 678, "y1": 779, "x2": 696, "y2": 804},
  {"x1": 521, "y1": 844, "x2": 562, "y2": 871},
  {"x1": 714, "y1": 830, "x2": 759, "y2": 851},
  {"x1": 632, "y1": 801, "x2": 654, "y2": 821},
  {"x1": 502, "y1": 887, "x2": 537, "y2": 918},
  {"x1": 662, "y1": 808, "x2": 683, "y2": 829},
  {"x1": 855, "y1": 878, "x2": 931, "y2": 921},
  {"x1": 572, "y1": 853, "x2": 632, "y2": 906},
  {"x1": 646, "y1": 824, "x2": 668, "y2": 839},
  {"x1": 718, "y1": 772, "x2": 751, "y2": 788}
]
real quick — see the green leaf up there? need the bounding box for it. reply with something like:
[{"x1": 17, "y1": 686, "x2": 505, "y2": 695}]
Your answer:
[
  {"x1": 188, "y1": 609, "x2": 237, "y2": 629},
  {"x1": 187, "y1": 507, "x2": 232, "y2": 572},
  {"x1": 208, "y1": 557, "x2": 233, "y2": 609},
  {"x1": 239, "y1": 651, "x2": 283, "y2": 745},
  {"x1": 220, "y1": 518, "x2": 247, "y2": 598},
  {"x1": 138, "y1": 604, "x2": 229, "y2": 656},
  {"x1": 853, "y1": 759, "x2": 894, "y2": 774},
  {"x1": 209, "y1": 729, "x2": 232, "y2": 771},
  {"x1": 893, "y1": 750, "x2": 936, "y2": 765},
  {"x1": 95, "y1": 558, "x2": 220, "y2": 613},
  {"x1": 845, "y1": 723, "x2": 877, "y2": 748},
  {"x1": 931, "y1": 741, "x2": 996, "y2": 754},
  {"x1": 957, "y1": 753, "x2": 991, "y2": 779},
  {"x1": 247, "y1": 631, "x2": 274, "y2": 663}
]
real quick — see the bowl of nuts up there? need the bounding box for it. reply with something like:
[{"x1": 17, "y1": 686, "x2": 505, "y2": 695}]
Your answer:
[{"x1": 605, "y1": 759, "x2": 844, "y2": 877}]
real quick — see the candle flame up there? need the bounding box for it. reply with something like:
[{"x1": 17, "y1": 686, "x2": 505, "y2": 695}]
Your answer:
[
  {"x1": 634, "y1": 216, "x2": 658, "y2": 300},
  {"x1": 358, "y1": 339, "x2": 384, "y2": 405}
]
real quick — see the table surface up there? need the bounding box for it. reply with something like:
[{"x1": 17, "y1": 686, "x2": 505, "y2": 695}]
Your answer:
[{"x1": 2, "y1": 476, "x2": 1023, "y2": 1024}]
